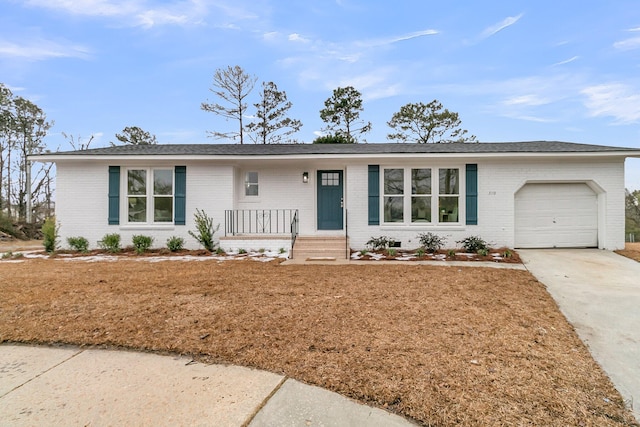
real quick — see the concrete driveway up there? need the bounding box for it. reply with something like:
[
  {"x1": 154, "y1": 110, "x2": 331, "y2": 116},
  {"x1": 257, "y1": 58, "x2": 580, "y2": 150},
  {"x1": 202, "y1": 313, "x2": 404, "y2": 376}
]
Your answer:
[{"x1": 519, "y1": 249, "x2": 640, "y2": 421}]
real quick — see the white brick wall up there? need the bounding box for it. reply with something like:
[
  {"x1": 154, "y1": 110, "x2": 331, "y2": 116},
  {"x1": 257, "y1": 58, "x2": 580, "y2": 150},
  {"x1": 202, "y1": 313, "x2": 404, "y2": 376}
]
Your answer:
[
  {"x1": 56, "y1": 161, "x2": 234, "y2": 250},
  {"x1": 54, "y1": 156, "x2": 627, "y2": 252},
  {"x1": 345, "y1": 157, "x2": 626, "y2": 251}
]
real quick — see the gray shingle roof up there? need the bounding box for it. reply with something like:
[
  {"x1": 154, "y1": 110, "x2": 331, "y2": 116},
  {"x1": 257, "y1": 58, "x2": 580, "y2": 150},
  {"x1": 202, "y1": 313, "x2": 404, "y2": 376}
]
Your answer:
[{"x1": 36, "y1": 141, "x2": 640, "y2": 157}]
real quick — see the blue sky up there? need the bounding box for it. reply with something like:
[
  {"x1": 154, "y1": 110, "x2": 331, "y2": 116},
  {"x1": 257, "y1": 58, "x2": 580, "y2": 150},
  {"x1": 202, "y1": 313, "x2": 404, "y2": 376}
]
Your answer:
[{"x1": 2, "y1": 0, "x2": 640, "y2": 188}]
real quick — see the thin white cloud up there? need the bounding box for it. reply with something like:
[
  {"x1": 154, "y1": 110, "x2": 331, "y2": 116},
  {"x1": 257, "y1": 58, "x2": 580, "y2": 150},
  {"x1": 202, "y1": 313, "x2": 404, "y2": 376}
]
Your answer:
[
  {"x1": 627, "y1": 27, "x2": 640, "y2": 32},
  {"x1": 481, "y1": 13, "x2": 523, "y2": 39},
  {"x1": 503, "y1": 95, "x2": 551, "y2": 106},
  {"x1": 552, "y1": 56, "x2": 579, "y2": 66},
  {"x1": 503, "y1": 114, "x2": 555, "y2": 123},
  {"x1": 614, "y1": 37, "x2": 640, "y2": 51},
  {"x1": 581, "y1": 83, "x2": 640, "y2": 124},
  {"x1": 0, "y1": 38, "x2": 90, "y2": 60},
  {"x1": 22, "y1": 0, "x2": 241, "y2": 29},
  {"x1": 387, "y1": 29, "x2": 439, "y2": 44},
  {"x1": 356, "y1": 29, "x2": 439, "y2": 48},
  {"x1": 330, "y1": 67, "x2": 402, "y2": 101},
  {"x1": 288, "y1": 33, "x2": 310, "y2": 43},
  {"x1": 24, "y1": 0, "x2": 139, "y2": 17},
  {"x1": 138, "y1": 10, "x2": 185, "y2": 28},
  {"x1": 263, "y1": 31, "x2": 279, "y2": 41}
]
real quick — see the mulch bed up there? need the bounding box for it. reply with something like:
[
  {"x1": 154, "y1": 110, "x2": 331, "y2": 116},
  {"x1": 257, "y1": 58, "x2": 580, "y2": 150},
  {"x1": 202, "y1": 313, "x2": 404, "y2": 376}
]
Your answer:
[
  {"x1": 0, "y1": 259, "x2": 636, "y2": 426},
  {"x1": 352, "y1": 247, "x2": 522, "y2": 263}
]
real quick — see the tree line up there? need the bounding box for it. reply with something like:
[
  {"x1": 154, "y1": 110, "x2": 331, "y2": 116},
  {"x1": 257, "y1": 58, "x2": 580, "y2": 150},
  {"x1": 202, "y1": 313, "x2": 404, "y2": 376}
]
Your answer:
[
  {"x1": 0, "y1": 83, "x2": 54, "y2": 222},
  {"x1": 202, "y1": 65, "x2": 476, "y2": 144},
  {"x1": 627, "y1": 189, "x2": 640, "y2": 241}
]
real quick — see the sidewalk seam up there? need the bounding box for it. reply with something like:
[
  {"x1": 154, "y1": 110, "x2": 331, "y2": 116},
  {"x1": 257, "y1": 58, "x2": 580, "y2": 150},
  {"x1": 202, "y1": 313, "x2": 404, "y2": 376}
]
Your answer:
[
  {"x1": 0, "y1": 347, "x2": 85, "y2": 399},
  {"x1": 241, "y1": 375, "x2": 288, "y2": 427}
]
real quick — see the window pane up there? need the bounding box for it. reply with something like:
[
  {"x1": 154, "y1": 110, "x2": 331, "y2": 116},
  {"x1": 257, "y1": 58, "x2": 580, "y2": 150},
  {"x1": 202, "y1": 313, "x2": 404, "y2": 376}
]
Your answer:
[
  {"x1": 128, "y1": 170, "x2": 146, "y2": 195},
  {"x1": 321, "y1": 172, "x2": 339, "y2": 186},
  {"x1": 154, "y1": 197, "x2": 173, "y2": 222},
  {"x1": 245, "y1": 172, "x2": 258, "y2": 196},
  {"x1": 438, "y1": 196, "x2": 459, "y2": 222},
  {"x1": 411, "y1": 197, "x2": 431, "y2": 222},
  {"x1": 439, "y1": 169, "x2": 459, "y2": 194},
  {"x1": 128, "y1": 197, "x2": 147, "y2": 222},
  {"x1": 412, "y1": 168, "x2": 431, "y2": 194},
  {"x1": 384, "y1": 196, "x2": 404, "y2": 222},
  {"x1": 384, "y1": 169, "x2": 403, "y2": 195},
  {"x1": 246, "y1": 172, "x2": 258, "y2": 184},
  {"x1": 154, "y1": 170, "x2": 173, "y2": 195}
]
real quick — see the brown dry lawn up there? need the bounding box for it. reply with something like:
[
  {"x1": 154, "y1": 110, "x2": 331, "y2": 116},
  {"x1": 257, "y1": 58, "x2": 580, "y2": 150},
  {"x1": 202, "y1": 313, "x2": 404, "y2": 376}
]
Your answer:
[
  {"x1": 0, "y1": 254, "x2": 637, "y2": 426},
  {"x1": 616, "y1": 242, "x2": 640, "y2": 262}
]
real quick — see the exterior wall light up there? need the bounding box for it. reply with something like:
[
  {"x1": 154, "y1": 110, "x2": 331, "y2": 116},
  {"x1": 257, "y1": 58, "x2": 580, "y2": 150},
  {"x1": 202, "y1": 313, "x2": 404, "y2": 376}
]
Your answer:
[{"x1": 302, "y1": 172, "x2": 309, "y2": 183}]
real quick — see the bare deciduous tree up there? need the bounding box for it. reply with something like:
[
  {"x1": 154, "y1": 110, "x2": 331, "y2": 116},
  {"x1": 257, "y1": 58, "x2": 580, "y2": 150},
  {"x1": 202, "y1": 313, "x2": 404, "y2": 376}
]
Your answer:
[{"x1": 201, "y1": 65, "x2": 257, "y2": 144}]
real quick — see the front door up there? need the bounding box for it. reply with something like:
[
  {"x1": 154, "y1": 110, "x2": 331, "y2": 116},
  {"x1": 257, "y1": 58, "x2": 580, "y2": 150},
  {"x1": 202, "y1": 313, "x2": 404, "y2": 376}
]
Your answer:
[{"x1": 317, "y1": 170, "x2": 343, "y2": 230}]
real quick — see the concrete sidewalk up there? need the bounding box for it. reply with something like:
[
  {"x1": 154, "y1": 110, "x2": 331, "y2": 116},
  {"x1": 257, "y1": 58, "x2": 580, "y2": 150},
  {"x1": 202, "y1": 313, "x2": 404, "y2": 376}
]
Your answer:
[{"x1": 0, "y1": 344, "x2": 416, "y2": 426}]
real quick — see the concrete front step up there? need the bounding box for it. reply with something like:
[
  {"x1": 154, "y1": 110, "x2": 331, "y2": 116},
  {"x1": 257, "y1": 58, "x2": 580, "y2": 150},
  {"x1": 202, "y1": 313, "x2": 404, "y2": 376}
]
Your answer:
[{"x1": 292, "y1": 237, "x2": 349, "y2": 260}]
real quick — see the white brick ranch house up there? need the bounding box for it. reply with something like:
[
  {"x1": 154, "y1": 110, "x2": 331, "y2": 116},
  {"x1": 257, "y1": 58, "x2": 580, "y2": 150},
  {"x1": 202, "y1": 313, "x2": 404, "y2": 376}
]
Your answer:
[{"x1": 33, "y1": 141, "x2": 640, "y2": 257}]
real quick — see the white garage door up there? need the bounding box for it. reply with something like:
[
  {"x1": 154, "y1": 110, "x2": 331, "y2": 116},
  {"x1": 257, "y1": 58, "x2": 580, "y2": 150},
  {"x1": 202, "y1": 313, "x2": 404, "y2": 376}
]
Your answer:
[{"x1": 515, "y1": 183, "x2": 598, "y2": 248}]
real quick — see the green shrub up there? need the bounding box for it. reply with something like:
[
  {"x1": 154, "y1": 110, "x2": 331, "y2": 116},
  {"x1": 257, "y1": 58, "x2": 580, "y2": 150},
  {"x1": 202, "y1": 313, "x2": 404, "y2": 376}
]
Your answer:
[
  {"x1": 503, "y1": 249, "x2": 513, "y2": 258},
  {"x1": 2, "y1": 251, "x2": 24, "y2": 259},
  {"x1": 415, "y1": 248, "x2": 426, "y2": 257},
  {"x1": 166, "y1": 236, "x2": 185, "y2": 252},
  {"x1": 387, "y1": 248, "x2": 397, "y2": 256},
  {"x1": 312, "y1": 134, "x2": 353, "y2": 144},
  {"x1": 238, "y1": 248, "x2": 247, "y2": 254},
  {"x1": 188, "y1": 209, "x2": 219, "y2": 252},
  {"x1": 67, "y1": 236, "x2": 89, "y2": 253},
  {"x1": 279, "y1": 247, "x2": 286, "y2": 254},
  {"x1": 447, "y1": 249, "x2": 456, "y2": 257},
  {"x1": 416, "y1": 232, "x2": 445, "y2": 253},
  {"x1": 366, "y1": 236, "x2": 394, "y2": 251},
  {"x1": 216, "y1": 247, "x2": 226, "y2": 255},
  {"x1": 457, "y1": 236, "x2": 488, "y2": 253},
  {"x1": 477, "y1": 248, "x2": 489, "y2": 256},
  {"x1": 98, "y1": 233, "x2": 121, "y2": 253},
  {"x1": 132, "y1": 235, "x2": 154, "y2": 254},
  {"x1": 42, "y1": 217, "x2": 59, "y2": 253}
]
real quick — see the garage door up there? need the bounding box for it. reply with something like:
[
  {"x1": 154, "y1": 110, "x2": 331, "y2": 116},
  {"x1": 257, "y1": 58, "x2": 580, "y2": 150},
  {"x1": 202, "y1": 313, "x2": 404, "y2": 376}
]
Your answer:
[{"x1": 515, "y1": 183, "x2": 598, "y2": 248}]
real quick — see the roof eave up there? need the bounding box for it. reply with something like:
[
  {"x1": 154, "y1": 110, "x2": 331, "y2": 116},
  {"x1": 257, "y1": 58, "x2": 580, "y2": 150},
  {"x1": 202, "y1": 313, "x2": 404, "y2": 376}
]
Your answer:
[{"x1": 29, "y1": 150, "x2": 640, "y2": 162}]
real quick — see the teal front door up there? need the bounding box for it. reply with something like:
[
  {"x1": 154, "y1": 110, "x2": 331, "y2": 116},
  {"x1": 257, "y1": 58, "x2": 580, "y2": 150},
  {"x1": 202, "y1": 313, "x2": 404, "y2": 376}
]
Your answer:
[{"x1": 317, "y1": 170, "x2": 343, "y2": 230}]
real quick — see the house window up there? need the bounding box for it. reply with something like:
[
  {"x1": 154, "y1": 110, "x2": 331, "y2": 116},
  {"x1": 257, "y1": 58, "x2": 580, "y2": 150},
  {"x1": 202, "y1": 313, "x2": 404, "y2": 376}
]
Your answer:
[
  {"x1": 127, "y1": 168, "x2": 173, "y2": 223},
  {"x1": 245, "y1": 172, "x2": 259, "y2": 196},
  {"x1": 383, "y1": 168, "x2": 404, "y2": 222},
  {"x1": 382, "y1": 167, "x2": 461, "y2": 225},
  {"x1": 438, "y1": 168, "x2": 459, "y2": 223},
  {"x1": 411, "y1": 168, "x2": 431, "y2": 223}
]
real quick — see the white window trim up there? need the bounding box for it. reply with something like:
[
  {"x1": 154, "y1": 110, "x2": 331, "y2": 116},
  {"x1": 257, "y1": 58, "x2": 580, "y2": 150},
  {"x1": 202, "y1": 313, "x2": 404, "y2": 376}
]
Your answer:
[
  {"x1": 380, "y1": 166, "x2": 465, "y2": 227},
  {"x1": 122, "y1": 167, "x2": 175, "y2": 225}
]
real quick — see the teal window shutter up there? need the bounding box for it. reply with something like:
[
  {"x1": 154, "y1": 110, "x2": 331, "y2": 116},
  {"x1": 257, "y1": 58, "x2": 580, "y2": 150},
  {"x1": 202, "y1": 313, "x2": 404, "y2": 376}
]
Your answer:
[
  {"x1": 465, "y1": 164, "x2": 478, "y2": 225},
  {"x1": 368, "y1": 165, "x2": 380, "y2": 225},
  {"x1": 174, "y1": 166, "x2": 186, "y2": 225},
  {"x1": 108, "y1": 166, "x2": 120, "y2": 225}
]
